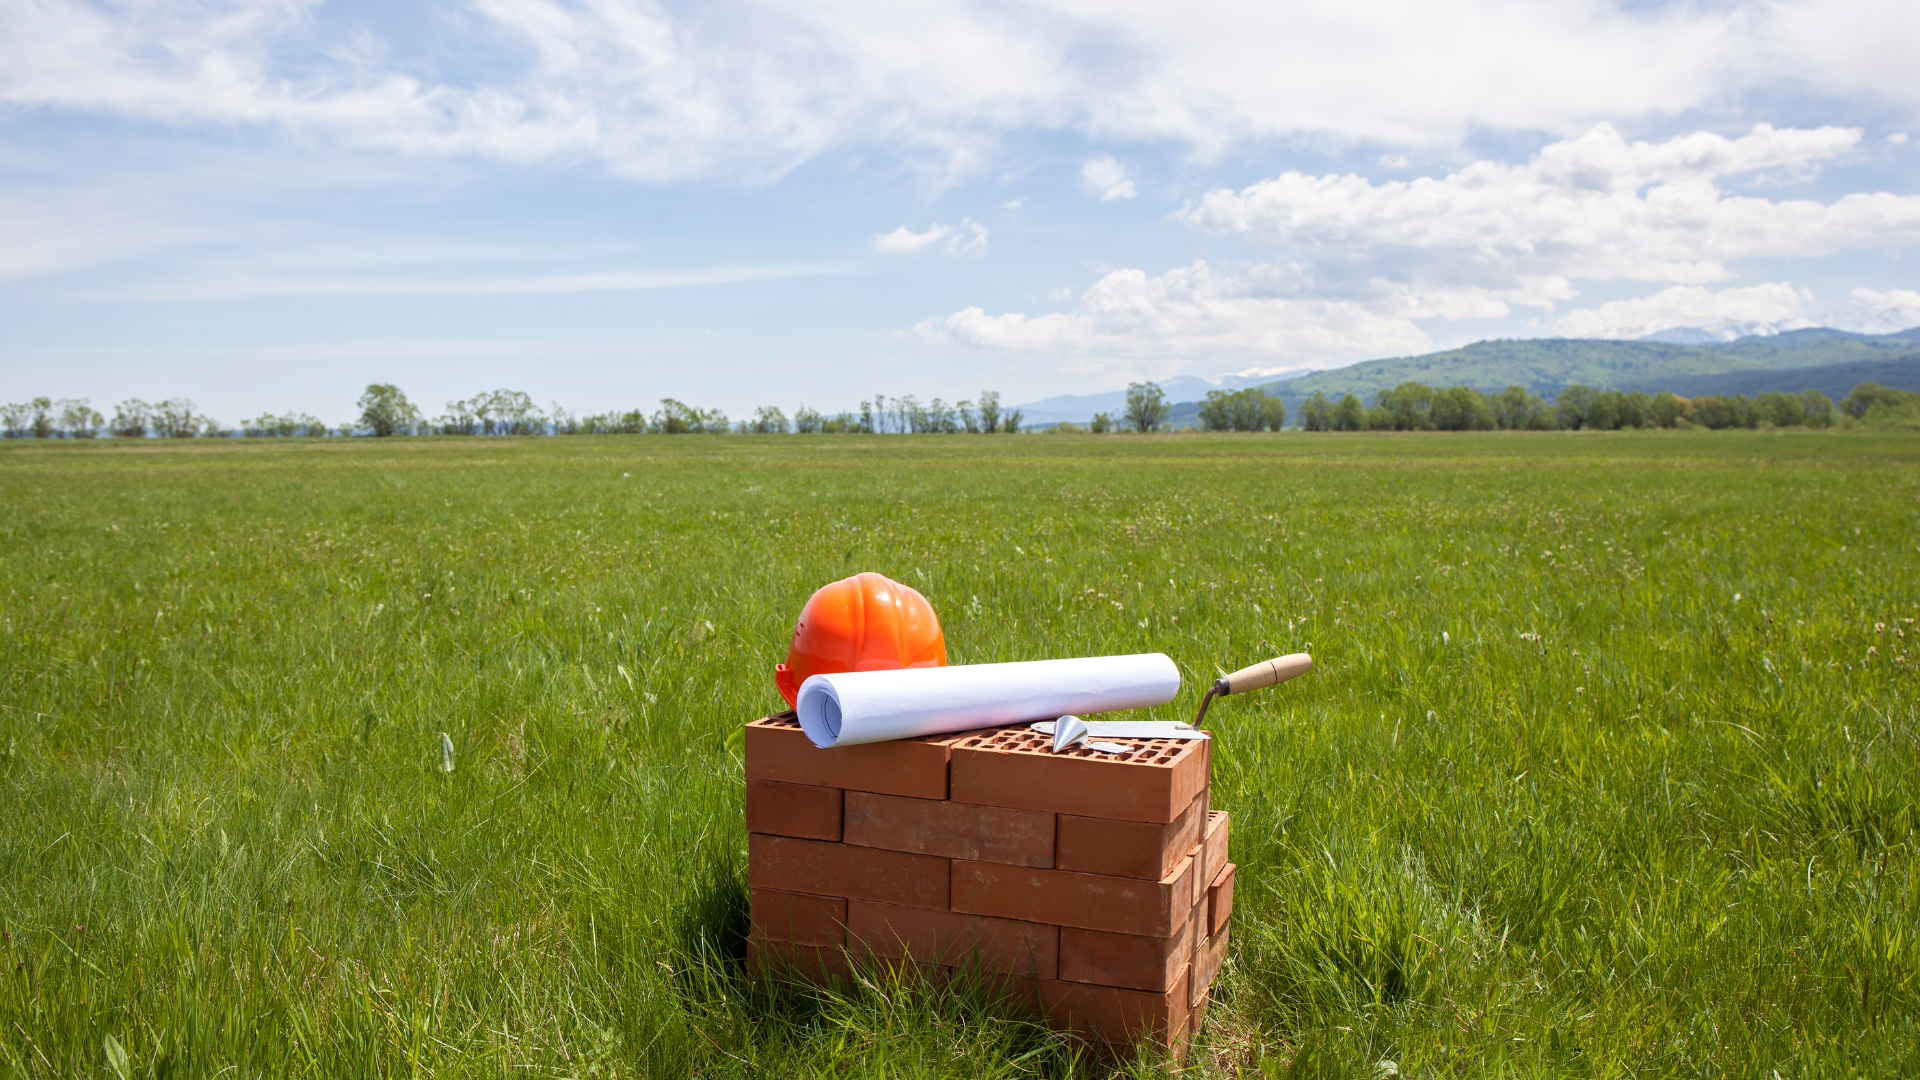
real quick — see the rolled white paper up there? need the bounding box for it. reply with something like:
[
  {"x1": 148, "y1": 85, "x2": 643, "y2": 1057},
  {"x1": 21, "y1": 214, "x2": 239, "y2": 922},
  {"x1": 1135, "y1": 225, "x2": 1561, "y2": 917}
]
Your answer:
[{"x1": 795, "y1": 653, "x2": 1182, "y2": 748}]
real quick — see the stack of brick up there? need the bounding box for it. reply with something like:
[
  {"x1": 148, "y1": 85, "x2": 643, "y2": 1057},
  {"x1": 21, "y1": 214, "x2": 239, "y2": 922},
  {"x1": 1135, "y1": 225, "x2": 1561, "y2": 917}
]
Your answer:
[{"x1": 744, "y1": 713, "x2": 1235, "y2": 1052}]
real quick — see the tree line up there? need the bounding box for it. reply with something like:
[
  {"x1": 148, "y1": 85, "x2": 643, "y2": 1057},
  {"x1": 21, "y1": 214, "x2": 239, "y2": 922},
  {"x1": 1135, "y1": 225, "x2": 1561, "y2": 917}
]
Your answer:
[
  {"x1": 1296, "y1": 383, "x2": 1874, "y2": 431},
  {"x1": 7, "y1": 380, "x2": 1912, "y2": 440},
  {"x1": 0, "y1": 387, "x2": 1030, "y2": 438}
]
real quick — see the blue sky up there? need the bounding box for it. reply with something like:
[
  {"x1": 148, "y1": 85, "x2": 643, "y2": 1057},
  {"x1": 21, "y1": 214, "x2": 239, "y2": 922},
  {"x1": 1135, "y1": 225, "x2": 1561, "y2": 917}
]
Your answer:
[{"x1": 4, "y1": 0, "x2": 1920, "y2": 425}]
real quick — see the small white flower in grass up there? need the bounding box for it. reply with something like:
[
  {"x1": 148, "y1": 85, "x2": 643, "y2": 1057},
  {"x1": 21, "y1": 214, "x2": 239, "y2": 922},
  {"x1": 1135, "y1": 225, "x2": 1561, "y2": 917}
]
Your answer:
[
  {"x1": 1734, "y1": 593, "x2": 1742, "y2": 602},
  {"x1": 1442, "y1": 631, "x2": 1450, "y2": 645},
  {"x1": 1425, "y1": 710, "x2": 1436, "y2": 723},
  {"x1": 439, "y1": 732, "x2": 455, "y2": 773}
]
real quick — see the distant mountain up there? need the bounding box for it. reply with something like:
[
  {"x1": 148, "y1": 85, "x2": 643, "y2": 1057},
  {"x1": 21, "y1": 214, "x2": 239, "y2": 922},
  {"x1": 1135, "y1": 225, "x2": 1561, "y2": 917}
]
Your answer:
[
  {"x1": 1249, "y1": 327, "x2": 1920, "y2": 416},
  {"x1": 1012, "y1": 368, "x2": 1316, "y2": 426},
  {"x1": 1623, "y1": 356, "x2": 1920, "y2": 402},
  {"x1": 1635, "y1": 321, "x2": 1814, "y2": 345},
  {"x1": 1636, "y1": 327, "x2": 1749, "y2": 345}
]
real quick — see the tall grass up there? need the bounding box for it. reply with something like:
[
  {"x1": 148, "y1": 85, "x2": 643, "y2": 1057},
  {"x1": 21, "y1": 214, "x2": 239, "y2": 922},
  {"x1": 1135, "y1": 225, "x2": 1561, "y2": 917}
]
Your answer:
[{"x1": 1, "y1": 431, "x2": 1915, "y2": 1077}]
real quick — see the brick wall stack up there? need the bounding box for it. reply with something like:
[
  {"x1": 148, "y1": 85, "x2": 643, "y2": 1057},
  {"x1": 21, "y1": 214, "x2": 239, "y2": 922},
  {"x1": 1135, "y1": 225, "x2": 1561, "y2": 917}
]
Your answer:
[{"x1": 743, "y1": 713, "x2": 1236, "y2": 1053}]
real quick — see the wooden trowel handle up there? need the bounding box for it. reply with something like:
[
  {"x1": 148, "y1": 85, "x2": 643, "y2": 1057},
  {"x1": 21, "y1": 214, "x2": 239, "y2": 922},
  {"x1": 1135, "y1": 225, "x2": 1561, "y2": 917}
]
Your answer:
[{"x1": 1220, "y1": 653, "x2": 1313, "y2": 694}]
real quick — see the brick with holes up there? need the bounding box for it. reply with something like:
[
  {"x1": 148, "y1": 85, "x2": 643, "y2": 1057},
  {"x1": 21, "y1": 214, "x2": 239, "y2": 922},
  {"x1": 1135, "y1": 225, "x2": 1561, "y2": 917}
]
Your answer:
[
  {"x1": 745, "y1": 713, "x2": 991, "y2": 799},
  {"x1": 847, "y1": 900, "x2": 1059, "y2": 978},
  {"x1": 747, "y1": 938, "x2": 857, "y2": 984},
  {"x1": 1206, "y1": 862, "x2": 1235, "y2": 938},
  {"x1": 748, "y1": 834, "x2": 949, "y2": 908},
  {"x1": 844, "y1": 791, "x2": 1054, "y2": 867},
  {"x1": 1196, "y1": 809, "x2": 1229, "y2": 890},
  {"x1": 948, "y1": 727, "x2": 1209, "y2": 824},
  {"x1": 1189, "y1": 919, "x2": 1229, "y2": 1010},
  {"x1": 750, "y1": 888, "x2": 846, "y2": 947},
  {"x1": 953, "y1": 854, "x2": 1195, "y2": 937},
  {"x1": 1058, "y1": 921, "x2": 1189, "y2": 993},
  {"x1": 1040, "y1": 968, "x2": 1192, "y2": 1050},
  {"x1": 746, "y1": 779, "x2": 844, "y2": 841},
  {"x1": 1057, "y1": 788, "x2": 1207, "y2": 880}
]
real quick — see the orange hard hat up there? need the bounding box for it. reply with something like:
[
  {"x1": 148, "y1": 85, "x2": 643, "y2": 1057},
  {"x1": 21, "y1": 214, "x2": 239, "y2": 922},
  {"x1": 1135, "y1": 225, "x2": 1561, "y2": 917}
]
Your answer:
[{"x1": 774, "y1": 572, "x2": 947, "y2": 707}]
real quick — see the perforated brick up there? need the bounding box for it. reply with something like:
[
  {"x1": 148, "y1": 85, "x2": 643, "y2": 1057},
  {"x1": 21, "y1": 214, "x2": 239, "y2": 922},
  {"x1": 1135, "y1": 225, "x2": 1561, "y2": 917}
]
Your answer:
[
  {"x1": 844, "y1": 791, "x2": 1054, "y2": 867},
  {"x1": 1188, "y1": 988, "x2": 1210, "y2": 1040},
  {"x1": 1040, "y1": 968, "x2": 1191, "y2": 1049},
  {"x1": 747, "y1": 938, "x2": 855, "y2": 984},
  {"x1": 750, "y1": 888, "x2": 846, "y2": 947},
  {"x1": 848, "y1": 900, "x2": 1059, "y2": 979},
  {"x1": 745, "y1": 714, "x2": 986, "y2": 799},
  {"x1": 1197, "y1": 810, "x2": 1229, "y2": 890},
  {"x1": 948, "y1": 727, "x2": 1208, "y2": 824},
  {"x1": 952, "y1": 855, "x2": 1194, "y2": 937},
  {"x1": 1058, "y1": 923, "x2": 1189, "y2": 993},
  {"x1": 746, "y1": 779, "x2": 844, "y2": 841},
  {"x1": 1057, "y1": 788, "x2": 1206, "y2": 880},
  {"x1": 1189, "y1": 921, "x2": 1229, "y2": 1010},
  {"x1": 1206, "y1": 862, "x2": 1236, "y2": 938},
  {"x1": 748, "y1": 834, "x2": 949, "y2": 909}
]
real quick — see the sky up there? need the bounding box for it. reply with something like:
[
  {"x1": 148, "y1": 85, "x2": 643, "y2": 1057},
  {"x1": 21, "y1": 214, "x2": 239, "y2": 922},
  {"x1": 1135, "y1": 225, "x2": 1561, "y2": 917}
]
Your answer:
[{"x1": 5, "y1": 0, "x2": 1920, "y2": 425}]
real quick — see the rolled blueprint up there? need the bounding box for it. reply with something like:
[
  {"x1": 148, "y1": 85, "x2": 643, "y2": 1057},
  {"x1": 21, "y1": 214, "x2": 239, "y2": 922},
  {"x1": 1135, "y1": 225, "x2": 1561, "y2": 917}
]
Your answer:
[{"x1": 795, "y1": 653, "x2": 1182, "y2": 748}]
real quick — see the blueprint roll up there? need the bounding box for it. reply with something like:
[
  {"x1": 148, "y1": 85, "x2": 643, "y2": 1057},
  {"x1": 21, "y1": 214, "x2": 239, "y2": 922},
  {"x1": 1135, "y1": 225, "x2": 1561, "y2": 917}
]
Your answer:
[{"x1": 794, "y1": 653, "x2": 1182, "y2": 749}]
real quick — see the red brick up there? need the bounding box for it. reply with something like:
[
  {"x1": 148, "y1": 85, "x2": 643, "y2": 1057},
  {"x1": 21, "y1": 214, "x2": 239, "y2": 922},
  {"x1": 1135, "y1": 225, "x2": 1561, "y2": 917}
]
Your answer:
[
  {"x1": 844, "y1": 791, "x2": 1054, "y2": 867},
  {"x1": 1197, "y1": 810, "x2": 1229, "y2": 889},
  {"x1": 750, "y1": 888, "x2": 846, "y2": 947},
  {"x1": 746, "y1": 780, "x2": 844, "y2": 841},
  {"x1": 1207, "y1": 862, "x2": 1236, "y2": 938},
  {"x1": 1187, "y1": 889, "x2": 1206, "y2": 977},
  {"x1": 749, "y1": 834, "x2": 949, "y2": 908},
  {"x1": 747, "y1": 937, "x2": 855, "y2": 984},
  {"x1": 1189, "y1": 921, "x2": 1229, "y2": 1009},
  {"x1": 1058, "y1": 924, "x2": 1188, "y2": 992},
  {"x1": 948, "y1": 728, "x2": 1209, "y2": 824},
  {"x1": 745, "y1": 714, "x2": 987, "y2": 800},
  {"x1": 1039, "y1": 968, "x2": 1190, "y2": 1048},
  {"x1": 848, "y1": 901, "x2": 1059, "y2": 979},
  {"x1": 1057, "y1": 788, "x2": 1205, "y2": 880},
  {"x1": 952, "y1": 856, "x2": 1193, "y2": 937}
]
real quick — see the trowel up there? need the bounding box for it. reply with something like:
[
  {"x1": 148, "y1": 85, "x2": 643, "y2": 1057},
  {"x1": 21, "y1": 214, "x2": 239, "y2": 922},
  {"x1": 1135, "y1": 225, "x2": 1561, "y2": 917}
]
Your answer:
[{"x1": 1044, "y1": 652, "x2": 1313, "y2": 753}]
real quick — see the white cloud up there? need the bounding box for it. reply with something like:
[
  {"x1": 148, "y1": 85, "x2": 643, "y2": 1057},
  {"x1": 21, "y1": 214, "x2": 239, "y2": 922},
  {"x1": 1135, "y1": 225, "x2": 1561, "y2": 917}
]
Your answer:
[
  {"x1": 80, "y1": 263, "x2": 845, "y2": 302},
  {"x1": 10, "y1": 1, "x2": 1914, "y2": 184},
  {"x1": 1833, "y1": 288, "x2": 1920, "y2": 334},
  {"x1": 0, "y1": 185, "x2": 203, "y2": 280},
  {"x1": 915, "y1": 122, "x2": 1920, "y2": 368},
  {"x1": 1552, "y1": 282, "x2": 1817, "y2": 340},
  {"x1": 1178, "y1": 123, "x2": 1920, "y2": 294},
  {"x1": 1081, "y1": 155, "x2": 1136, "y2": 201},
  {"x1": 1890, "y1": 133, "x2": 1911, "y2": 145},
  {"x1": 1002, "y1": 197, "x2": 1027, "y2": 211},
  {"x1": 1552, "y1": 283, "x2": 1920, "y2": 340},
  {"x1": 915, "y1": 260, "x2": 1434, "y2": 373},
  {"x1": 871, "y1": 219, "x2": 988, "y2": 256}
]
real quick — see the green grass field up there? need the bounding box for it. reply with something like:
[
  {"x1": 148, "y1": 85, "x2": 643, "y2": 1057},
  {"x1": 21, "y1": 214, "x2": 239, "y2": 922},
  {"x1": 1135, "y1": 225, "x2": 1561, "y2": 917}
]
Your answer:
[{"x1": 3, "y1": 431, "x2": 1916, "y2": 1078}]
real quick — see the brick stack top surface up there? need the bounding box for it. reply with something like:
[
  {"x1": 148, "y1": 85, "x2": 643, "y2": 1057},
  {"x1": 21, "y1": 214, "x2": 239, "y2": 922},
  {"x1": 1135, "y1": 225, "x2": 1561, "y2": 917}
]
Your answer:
[{"x1": 745, "y1": 713, "x2": 1209, "y2": 821}]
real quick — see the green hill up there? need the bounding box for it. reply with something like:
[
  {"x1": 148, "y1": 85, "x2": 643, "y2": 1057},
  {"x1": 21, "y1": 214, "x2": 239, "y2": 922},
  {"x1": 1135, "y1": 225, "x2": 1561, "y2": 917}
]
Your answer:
[
  {"x1": 1629, "y1": 355, "x2": 1920, "y2": 402},
  {"x1": 1255, "y1": 328, "x2": 1920, "y2": 408}
]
